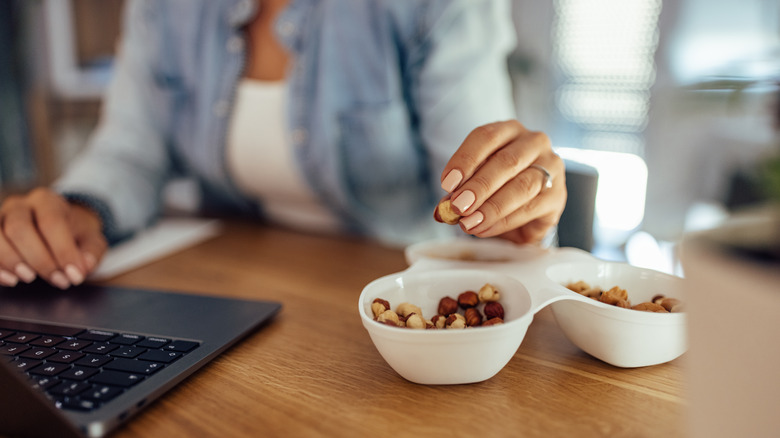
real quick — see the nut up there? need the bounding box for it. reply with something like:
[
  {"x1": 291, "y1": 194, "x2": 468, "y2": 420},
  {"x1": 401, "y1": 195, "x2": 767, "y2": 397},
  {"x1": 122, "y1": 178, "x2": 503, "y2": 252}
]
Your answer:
[
  {"x1": 405, "y1": 313, "x2": 426, "y2": 329},
  {"x1": 437, "y1": 296, "x2": 459, "y2": 316},
  {"x1": 445, "y1": 313, "x2": 467, "y2": 329},
  {"x1": 631, "y1": 302, "x2": 668, "y2": 313},
  {"x1": 371, "y1": 298, "x2": 390, "y2": 318},
  {"x1": 457, "y1": 291, "x2": 479, "y2": 309},
  {"x1": 599, "y1": 286, "x2": 630, "y2": 307},
  {"x1": 483, "y1": 301, "x2": 505, "y2": 320},
  {"x1": 658, "y1": 297, "x2": 682, "y2": 312},
  {"x1": 482, "y1": 317, "x2": 504, "y2": 326},
  {"x1": 464, "y1": 308, "x2": 483, "y2": 327},
  {"x1": 478, "y1": 283, "x2": 500, "y2": 302},
  {"x1": 376, "y1": 309, "x2": 401, "y2": 327},
  {"x1": 437, "y1": 199, "x2": 461, "y2": 225},
  {"x1": 431, "y1": 314, "x2": 446, "y2": 329},
  {"x1": 396, "y1": 302, "x2": 423, "y2": 319}
]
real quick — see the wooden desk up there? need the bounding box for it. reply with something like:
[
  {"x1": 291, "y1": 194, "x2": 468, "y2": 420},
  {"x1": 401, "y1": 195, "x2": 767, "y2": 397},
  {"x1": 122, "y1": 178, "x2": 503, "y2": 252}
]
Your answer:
[{"x1": 104, "y1": 221, "x2": 686, "y2": 438}]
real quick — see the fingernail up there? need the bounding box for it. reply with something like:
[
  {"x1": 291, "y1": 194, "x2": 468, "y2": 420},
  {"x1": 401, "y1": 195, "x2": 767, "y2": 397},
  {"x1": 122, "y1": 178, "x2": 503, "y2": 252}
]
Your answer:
[
  {"x1": 441, "y1": 169, "x2": 463, "y2": 193},
  {"x1": 64, "y1": 264, "x2": 84, "y2": 285},
  {"x1": 83, "y1": 253, "x2": 97, "y2": 271},
  {"x1": 0, "y1": 270, "x2": 19, "y2": 287},
  {"x1": 460, "y1": 211, "x2": 484, "y2": 231},
  {"x1": 14, "y1": 263, "x2": 36, "y2": 283},
  {"x1": 451, "y1": 190, "x2": 476, "y2": 214},
  {"x1": 50, "y1": 271, "x2": 71, "y2": 290}
]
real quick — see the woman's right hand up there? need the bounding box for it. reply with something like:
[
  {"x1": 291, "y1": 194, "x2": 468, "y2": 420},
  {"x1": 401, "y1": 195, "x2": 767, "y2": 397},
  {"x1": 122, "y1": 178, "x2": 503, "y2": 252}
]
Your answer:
[{"x1": 0, "y1": 188, "x2": 107, "y2": 289}]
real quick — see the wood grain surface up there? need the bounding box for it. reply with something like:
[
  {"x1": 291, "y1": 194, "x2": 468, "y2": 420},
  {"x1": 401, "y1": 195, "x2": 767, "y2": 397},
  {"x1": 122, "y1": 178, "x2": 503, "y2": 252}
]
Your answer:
[{"x1": 103, "y1": 220, "x2": 686, "y2": 438}]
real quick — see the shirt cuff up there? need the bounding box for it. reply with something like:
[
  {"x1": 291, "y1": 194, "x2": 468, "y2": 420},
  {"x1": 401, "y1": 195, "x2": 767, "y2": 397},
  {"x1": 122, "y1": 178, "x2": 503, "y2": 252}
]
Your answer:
[{"x1": 60, "y1": 192, "x2": 128, "y2": 245}]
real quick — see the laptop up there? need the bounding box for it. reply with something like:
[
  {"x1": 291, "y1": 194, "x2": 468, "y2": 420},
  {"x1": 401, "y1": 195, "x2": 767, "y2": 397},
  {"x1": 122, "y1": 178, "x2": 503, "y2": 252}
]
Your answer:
[{"x1": 0, "y1": 280, "x2": 281, "y2": 438}]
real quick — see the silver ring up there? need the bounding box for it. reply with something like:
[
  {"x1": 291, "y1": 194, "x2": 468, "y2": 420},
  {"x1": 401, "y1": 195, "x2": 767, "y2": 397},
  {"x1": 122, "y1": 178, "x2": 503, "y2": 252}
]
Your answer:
[{"x1": 529, "y1": 164, "x2": 553, "y2": 190}]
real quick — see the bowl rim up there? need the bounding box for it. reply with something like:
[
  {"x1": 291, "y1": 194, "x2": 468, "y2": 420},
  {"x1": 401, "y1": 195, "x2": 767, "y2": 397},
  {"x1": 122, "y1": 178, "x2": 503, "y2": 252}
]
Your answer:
[
  {"x1": 359, "y1": 269, "x2": 535, "y2": 338},
  {"x1": 544, "y1": 260, "x2": 687, "y2": 323}
]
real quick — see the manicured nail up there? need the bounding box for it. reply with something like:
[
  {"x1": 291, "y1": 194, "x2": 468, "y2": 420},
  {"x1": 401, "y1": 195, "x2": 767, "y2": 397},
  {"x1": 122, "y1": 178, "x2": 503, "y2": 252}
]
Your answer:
[
  {"x1": 451, "y1": 190, "x2": 476, "y2": 214},
  {"x1": 83, "y1": 253, "x2": 97, "y2": 271},
  {"x1": 50, "y1": 271, "x2": 71, "y2": 290},
  {"x1": 14, "y1": 263, "x2": 36, "y2": 283},
  {"x1": 64, "y1": 264, "x2": 84, "y2": 285},
  {"x1": 441, "y1": 169, "x2": 463, "y2": 193},
  {"x1": 460, "y1": 211, "x2": 484, "y2": 231},
  {"x1": 0, "y1": 270, "x2": 19, "y2": 287}
]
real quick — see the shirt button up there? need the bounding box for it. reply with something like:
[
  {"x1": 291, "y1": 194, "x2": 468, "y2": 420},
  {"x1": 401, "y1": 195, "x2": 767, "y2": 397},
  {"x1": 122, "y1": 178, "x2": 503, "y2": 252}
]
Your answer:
[
  {"x1": 214, "y1": 101, "x2": 230, "y2": 118},
  {"x1": 227, "y1": 36, "x2": 244, "y2": 53}
]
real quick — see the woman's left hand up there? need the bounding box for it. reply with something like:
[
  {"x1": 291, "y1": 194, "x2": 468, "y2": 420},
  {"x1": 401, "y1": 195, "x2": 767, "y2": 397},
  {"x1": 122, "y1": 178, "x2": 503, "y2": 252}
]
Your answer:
[{"x1": 434, "y1": 120, "x2": 567, "y2": 245}]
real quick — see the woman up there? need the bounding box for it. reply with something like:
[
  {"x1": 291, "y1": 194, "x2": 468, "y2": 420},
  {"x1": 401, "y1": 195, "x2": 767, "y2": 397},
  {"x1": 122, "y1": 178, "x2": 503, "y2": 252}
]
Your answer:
[{"x1": 0, "y1": 0, "x2": 565, "y2": 289}]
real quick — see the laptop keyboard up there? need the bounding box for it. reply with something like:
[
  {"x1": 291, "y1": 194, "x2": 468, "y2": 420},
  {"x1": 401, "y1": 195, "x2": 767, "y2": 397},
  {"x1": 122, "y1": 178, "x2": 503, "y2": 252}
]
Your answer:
[{"x1": 0, "y1": 318, "x2": 200, "y2": 412}]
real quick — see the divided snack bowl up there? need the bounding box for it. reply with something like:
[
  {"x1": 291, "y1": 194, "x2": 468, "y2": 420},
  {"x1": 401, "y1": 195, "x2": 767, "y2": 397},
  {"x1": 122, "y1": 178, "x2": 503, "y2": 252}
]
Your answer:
[
  {"x1": 543, "y1": 261, "x2": 687, "y2": 368},
  {"x1": 360, "y1": 238, "x2": 688, "y2": 384},
  {"x1": 359, "y1": 269, "x2": 533, "y2": 385}
]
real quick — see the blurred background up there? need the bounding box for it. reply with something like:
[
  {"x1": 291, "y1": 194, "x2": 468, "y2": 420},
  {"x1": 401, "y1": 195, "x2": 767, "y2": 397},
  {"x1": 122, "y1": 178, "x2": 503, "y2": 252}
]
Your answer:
[{"x1": 1, "y1": 0, "x2": 778, "y2": 271}]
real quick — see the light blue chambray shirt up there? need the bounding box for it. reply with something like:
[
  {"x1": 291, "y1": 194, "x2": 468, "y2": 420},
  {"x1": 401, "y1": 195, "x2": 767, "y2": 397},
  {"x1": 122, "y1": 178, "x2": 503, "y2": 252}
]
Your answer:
[{"x1": 56, "y1": 0, "x2": 518, "y2": 247}]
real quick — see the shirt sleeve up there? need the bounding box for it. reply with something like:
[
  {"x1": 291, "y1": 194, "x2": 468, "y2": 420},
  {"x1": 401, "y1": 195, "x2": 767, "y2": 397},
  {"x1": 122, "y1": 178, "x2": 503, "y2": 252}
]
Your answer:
[
  {"x1": 54, "y1": 0, "x2": 174, "y2": 244},
  {"x1": 407, "y1": 0, "x2": 518, "y2": 191}
]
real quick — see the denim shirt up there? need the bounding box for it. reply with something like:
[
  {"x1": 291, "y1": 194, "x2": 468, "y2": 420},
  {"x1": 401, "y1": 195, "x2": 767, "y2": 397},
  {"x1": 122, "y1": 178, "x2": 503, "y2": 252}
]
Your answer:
[{"x1": 56, "y1": 0, "x2": 517, "y2": 246}]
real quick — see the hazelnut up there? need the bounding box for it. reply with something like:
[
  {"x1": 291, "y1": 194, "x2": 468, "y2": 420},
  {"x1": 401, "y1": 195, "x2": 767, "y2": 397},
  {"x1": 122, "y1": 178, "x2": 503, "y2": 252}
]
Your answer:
[
  {"x1": 431, "y1": 314, "x2": 446, "y2": 329},
  {"x1": 599, "y1": 286, "x2": 629, "y2": 307},
  {"x1": 658, "y1": 297, "x2": 682, "y2": 312},
  {"x1": 445, "y1": 313, "x2": 467, "y2": 329},
  {"x1": 437, "y1": 296, "x2": 459, "y2": 316},
  {"x1": 396, "y1": 302, "x2": 423, "y2": 319},
  {"x1": 405, "y1": 313, "x2": 426, "y2": 329},
  {"x1": 371, "y1": 298, "x2": 390, "y2": 318},
  {"x1": 376, "y1": 309, "x2": 401, "y2": 327},
  {"x1": 464, "y1": 308, "x2": 483, "y2": 327},
  {"x1": 457, "y1": 291, "x2": 479, "y2": 309},
  {"x1": 483, "y1": 301, "x2": 505, "y2": 320},
  {"x1": 482, "y1": 317, "x2": 504, "y2": 326},
  {"x1": 478, "y1": 283, "x2": 500, "y2": 302},
  {"x1": 651, "y1": 294, "x2": 666, "y2": 304},
  {"x1": 437, "y1": 199, "x2": 461, "y2": 225},
  {"x1": 631, "y1": 302, "x2": 668, "y2": 313}
]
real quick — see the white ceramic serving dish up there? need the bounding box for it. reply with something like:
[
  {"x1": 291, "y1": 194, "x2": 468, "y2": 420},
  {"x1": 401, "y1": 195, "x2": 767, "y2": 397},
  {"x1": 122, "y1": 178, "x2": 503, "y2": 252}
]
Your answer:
[
  {"x1": 360, "y1": 238, "x2": 687, "y2": 383},
  {"x1": 359, "y1": 269, "x2": 533, "y2": 385}
]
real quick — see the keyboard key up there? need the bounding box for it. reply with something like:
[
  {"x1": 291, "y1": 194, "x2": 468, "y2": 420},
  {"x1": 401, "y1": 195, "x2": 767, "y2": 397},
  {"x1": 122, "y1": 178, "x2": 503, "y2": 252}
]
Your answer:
[
  {"x1": 138, "y1": 350, "x2": 182, "y2": 364},
  {"x1": 135, "y1": 337, "x2": 170, "y2": 349},
  {"x1": 30, "y1": 336, "x2": 65, "y2": 348},
  {"x1": 0, "y1": 318, "x2": 82, "y2": 337},
  {"x1": 112, "y1": 334, "x2": 144, "y2": 345},
  {"x1": 0, "y1": 329, "x2": 15, "y2": 340},
  {"x1": 81, "y1": 385, "x2": 123, "y2": 403},
  {"x1": 75, "y1": 354, "x2": 113, "y2": 368},
  {"x1": 82, "y1": 343, "x2": 119, "y2": 355},
  {"x1": 13, "y1": 358, "x2": 42, "y2": 371},
  {"x1": 91, "y1": 370, "x2": 144, "y2": 388},
  {"x1": 59, "y1": 340, "x2": 92, "y2": 351},
  {"x1": 57, "y1": 397, "x2": 98, "y2": 412},
  {"x1": 0, "y1": 343, "x2": 30, "y2": 356},
  {"x1": 105, "y1": 358, "x2": 164, "y2": 375},
  {"x1": 19, "y1": 347, "x2": 56, "y2": 360},
  {"x1": 48, "y1": 351, "x2": 85, "y2": 364},
  {"x1": 50, "y1": 381, "x2": 91, "y2": 397},
  {"x1": 32, "y1": 376, "x2": 60, "y2": 391},
  {"x1": 78, "y1": 330, "x2": 115, "y2": 342},
  {"x1": 60, "y1": 366, "x2": 100, "y2": 381},
  {"x1": 8, "y1": 333, "x2": 39, "y2": 343},
  {"x1": 165, "y1": 340, "x2": 199, "y2": 352},
  {"x1": 29, "y1": 362, "x2": 70, "y2": 376},
  {"x1": 110, "y1": 347, "x2": 146, "y2": 359}
]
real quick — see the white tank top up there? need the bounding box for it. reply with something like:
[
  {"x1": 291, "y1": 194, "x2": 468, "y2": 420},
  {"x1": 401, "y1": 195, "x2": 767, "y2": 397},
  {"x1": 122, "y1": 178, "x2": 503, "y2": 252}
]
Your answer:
[{"x1": 226, "y1": 79, "x2": 342, "y2": 233}]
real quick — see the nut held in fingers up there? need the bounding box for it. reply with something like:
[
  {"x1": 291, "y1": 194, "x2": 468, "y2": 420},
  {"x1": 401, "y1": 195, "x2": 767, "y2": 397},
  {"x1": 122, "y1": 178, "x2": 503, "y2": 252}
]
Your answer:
[{"x1": 437, "y1": 199, "x2": 461, "y2": 225}]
